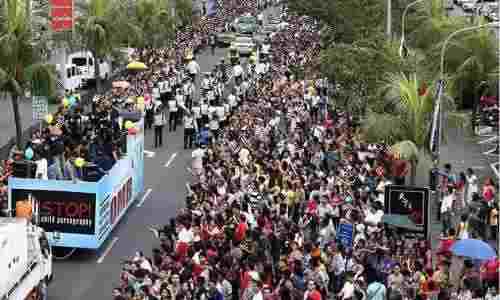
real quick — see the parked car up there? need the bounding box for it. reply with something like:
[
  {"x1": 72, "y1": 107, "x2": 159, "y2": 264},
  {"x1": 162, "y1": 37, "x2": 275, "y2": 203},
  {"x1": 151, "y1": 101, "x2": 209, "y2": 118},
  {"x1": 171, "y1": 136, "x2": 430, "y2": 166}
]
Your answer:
[
  {"x1": 230, "y1": 36, "x2": 256, "y2": 56},
  {"x1": 462, "y1": 0, "x2": 475, "y2": 12},
  {"x1": 234, "y1": 14, "x2": 258, "y2": 35}
]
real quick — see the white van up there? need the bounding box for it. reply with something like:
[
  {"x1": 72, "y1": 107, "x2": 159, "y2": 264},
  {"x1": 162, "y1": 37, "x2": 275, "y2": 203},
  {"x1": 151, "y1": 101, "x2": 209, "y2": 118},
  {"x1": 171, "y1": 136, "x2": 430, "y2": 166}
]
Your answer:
[
  {"x1": 68, "y1": 51, "x2": 111, "y2": 87},
  {"x1": 56, "y1": 64, "x2": 82, "y2": 94}
]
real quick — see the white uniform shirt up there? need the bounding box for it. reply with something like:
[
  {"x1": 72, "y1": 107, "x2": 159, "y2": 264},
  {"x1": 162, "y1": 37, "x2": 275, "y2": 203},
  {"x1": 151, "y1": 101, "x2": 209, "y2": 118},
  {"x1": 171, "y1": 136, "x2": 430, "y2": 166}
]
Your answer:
[
  {"x1": 233, "y1": 65, "x2": 244, "y2": 77},
  {"x1": 168, "y1": 100, "x2": 178, "y2": 112},
  {"x1": 192, "y1": 106, "x2": 201, "y2": 119},
  {"x1": 192, "y1": 148, "x2": 205, "y2": 170},
  {"x1": 163, "y1": 80, "x2": 171, "y2": 93},
  {"x1": 208, "y1": 106, "x2": 216, "y2": 116},
  {"x1": 152, "y1": 87, "x2": 160, "y2": 99},
  {"x1": 184, "y1": 115, "x2": 196, "y2": 129},
  {"x1": 228, "y1": 94, "x2": 237, "y2": 108},
  {"x1": 216, "y1": 106, "x2": 225, "y2": 121},
  {"x1": 186, "y1": 60, "x2": 200, "y2": 75},
  {"x1": 176, "y1": 94, "x2": 185, "y2": 108},
  {"x1": 201, "y1": 103, "x2": 209, "y2": 115}
]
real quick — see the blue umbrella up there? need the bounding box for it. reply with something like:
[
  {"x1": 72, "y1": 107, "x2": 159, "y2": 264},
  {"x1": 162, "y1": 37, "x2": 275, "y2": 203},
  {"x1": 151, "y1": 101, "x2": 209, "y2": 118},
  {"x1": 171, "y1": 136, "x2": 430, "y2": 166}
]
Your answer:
[{"x1": 450, "y1": 239, "x2": 497, "y2": 260}]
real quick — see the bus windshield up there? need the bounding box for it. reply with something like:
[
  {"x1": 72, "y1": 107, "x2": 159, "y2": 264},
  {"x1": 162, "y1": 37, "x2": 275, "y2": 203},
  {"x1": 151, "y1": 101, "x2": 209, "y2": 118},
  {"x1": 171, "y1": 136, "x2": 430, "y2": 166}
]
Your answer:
[{"x1": 72, "y1": 57, "x2": 87, "y2": 66}]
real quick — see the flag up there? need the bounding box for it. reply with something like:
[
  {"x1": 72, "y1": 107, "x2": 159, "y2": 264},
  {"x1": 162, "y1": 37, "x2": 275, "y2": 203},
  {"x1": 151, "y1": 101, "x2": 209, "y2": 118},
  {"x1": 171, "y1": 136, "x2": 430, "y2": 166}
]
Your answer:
[{"x1": 429, "y1": 80, "x2": 444, "y2": 154}]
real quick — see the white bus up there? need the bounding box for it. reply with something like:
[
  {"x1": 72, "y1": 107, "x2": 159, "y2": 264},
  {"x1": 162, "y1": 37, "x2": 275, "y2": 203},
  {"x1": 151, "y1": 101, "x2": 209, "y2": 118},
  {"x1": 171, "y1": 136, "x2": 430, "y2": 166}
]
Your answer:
[
  {"x1": 68, "y1": 51, "x2": 111, "y2": 87},
  {"x1": 55, "y1": 64, "x2": 82, "y2": 94}
]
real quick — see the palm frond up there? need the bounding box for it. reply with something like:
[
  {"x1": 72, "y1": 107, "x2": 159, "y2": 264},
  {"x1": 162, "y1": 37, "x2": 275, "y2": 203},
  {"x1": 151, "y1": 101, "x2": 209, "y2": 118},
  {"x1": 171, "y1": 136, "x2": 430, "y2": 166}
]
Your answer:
[{"x1": 390, "y1": 140, "x2": 420, "y2": 162}]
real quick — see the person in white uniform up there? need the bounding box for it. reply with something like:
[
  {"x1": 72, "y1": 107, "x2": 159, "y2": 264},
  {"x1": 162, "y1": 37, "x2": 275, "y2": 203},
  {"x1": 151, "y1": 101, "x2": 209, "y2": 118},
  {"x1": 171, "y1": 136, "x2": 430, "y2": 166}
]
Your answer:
[{"x1": 168, "y1": 93, "x2": 178, "y2": 132}]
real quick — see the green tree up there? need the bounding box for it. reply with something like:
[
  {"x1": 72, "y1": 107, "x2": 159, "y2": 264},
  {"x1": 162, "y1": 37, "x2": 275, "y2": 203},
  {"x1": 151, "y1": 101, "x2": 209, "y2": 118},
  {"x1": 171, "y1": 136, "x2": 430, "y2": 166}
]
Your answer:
[
  {"x1": 132, "y1": 0, "x2": 176, "y2": 49},
  {"x1": 405, "y1": 0, "x2": 466, "y2": 51},
  {"x1": 361, "y1": 72, "x2": 464, "y2": 184},
  {"x1": 175, "y1": 0, "x2": 193, "y2": 29},
  {"x1": 320, "y1": 40, "x2": 414, "y2": 113},
  {"x1": 436, "y1": 18, "x2": 499, "y2": 124},
  {"x1": 0, "y1": 0, "x2": 56, "y2": 149},
  {"x1": 75, "y1": 0, "x2": 122, "y2": 92}
]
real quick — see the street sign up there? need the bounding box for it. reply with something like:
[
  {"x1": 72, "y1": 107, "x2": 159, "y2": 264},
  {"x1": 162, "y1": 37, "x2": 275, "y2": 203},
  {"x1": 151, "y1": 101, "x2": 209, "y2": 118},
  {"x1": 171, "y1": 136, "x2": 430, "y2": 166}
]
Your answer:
[
  {"x1": 32, "y1": 96, "x2": 49, "y2": 121},
  {"x1": 336, "y1": 223, "x2": 354, "y2": 248},
  {"x1": 384, "y1": 185, "x2": 430, "y2": 239}
]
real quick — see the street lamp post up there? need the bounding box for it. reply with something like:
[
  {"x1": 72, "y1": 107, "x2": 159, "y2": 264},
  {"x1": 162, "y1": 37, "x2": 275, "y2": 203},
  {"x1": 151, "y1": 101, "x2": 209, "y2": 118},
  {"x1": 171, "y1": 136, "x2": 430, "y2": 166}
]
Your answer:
[
  {"x1": 386, "y1": 0, "x2": 392, "y2": 39},
  {"x1": 399, "y1": 0, "x2": 424, "y2": 58},
  {"x1": 429, "y1": 21, "x2": 499, "y2": 239}
]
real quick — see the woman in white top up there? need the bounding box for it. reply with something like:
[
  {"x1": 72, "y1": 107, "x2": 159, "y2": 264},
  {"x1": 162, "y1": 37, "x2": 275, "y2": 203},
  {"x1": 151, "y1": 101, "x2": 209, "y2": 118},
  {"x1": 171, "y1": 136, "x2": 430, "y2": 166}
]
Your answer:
[
  {"x1": 168, "y1": 96, "x2": 178, "y2": 132},
  {"x1": 465, "y1": 168, "x2": 478, "y2": 204},
  {"x1": 153, "y1": 106, "x2": 167, "y2": 148}
]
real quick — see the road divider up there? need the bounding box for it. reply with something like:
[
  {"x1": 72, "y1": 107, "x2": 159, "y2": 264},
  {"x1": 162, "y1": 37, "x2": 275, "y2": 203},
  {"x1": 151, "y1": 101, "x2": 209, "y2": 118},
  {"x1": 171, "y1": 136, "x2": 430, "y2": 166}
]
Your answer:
[
  {"x1": 97, "y1": 237, "x2": 119, "y2": 264},
  {"x1": 137, "y1": 188, "x2": 153, "y2": 207},
  {"x1": 144, "y1": 150, "x2": 156, "y2": 158},
  {"x1": 164, "y1": 152, "x2": 178, "y2": 167}
]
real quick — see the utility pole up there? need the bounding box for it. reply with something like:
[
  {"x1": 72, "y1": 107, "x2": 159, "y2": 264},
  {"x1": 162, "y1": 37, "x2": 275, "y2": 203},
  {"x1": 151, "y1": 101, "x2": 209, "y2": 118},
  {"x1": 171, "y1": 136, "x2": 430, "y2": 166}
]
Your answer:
[{"x1": 386, "y1": 0, "x2": 392, "y2": 39}]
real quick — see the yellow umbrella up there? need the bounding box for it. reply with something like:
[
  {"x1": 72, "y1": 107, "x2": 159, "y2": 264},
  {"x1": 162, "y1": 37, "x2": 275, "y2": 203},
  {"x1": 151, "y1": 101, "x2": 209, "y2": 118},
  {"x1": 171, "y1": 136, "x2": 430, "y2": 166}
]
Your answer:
[{"x1": 127, "y1": 61, "x2": 148, "y2": 70}]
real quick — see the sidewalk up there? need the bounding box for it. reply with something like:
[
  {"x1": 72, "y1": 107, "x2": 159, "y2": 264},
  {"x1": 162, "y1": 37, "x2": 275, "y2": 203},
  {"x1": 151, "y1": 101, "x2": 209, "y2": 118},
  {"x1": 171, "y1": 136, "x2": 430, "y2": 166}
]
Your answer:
[{"x1": 416, "y1": 117, "x2": 497, "y2": 250}]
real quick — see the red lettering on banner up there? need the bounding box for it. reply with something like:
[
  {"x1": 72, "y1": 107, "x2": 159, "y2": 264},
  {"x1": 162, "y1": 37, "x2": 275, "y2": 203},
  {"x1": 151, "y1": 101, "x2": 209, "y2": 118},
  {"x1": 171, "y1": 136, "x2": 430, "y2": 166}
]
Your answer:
[
  {"x1": 51, "y1": 7, "x2": 72, "y2": 18},
  {"x1": 66, "y1": 202, "x2": 78, "y2": 217},
  {"x1": 109, "y1": 178, "x2": 133, "y2": 225},
  {"x1": 40, "y1": 201, "x2": 91, "y2": 218},
  {"x1": 50, "y1": 0, "x2": 73, "y2": 32}
]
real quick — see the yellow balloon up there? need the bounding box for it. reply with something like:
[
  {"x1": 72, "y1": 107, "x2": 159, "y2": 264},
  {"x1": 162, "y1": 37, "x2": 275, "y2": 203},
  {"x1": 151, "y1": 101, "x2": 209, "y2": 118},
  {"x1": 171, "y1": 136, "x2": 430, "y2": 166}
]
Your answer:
[
  {"x1": 124, "y1": 120, "x2": 134, "y2": 129},
  {"x1": 62, "y1": 98, "x2": 70, "y2": 107},
  {"x1": 45, "y1": 114, "x2": 53, "y2": 124},
  {"x1": 137, "y1": 96, "x2": 144, "y2": 105},
  {"x1": 74, "y1": 157, "x2": 85, "y2": 168}
]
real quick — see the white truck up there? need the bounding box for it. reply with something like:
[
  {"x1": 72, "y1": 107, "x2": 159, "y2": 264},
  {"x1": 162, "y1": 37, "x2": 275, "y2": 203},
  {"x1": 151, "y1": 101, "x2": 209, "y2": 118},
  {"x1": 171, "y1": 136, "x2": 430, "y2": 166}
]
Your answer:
[
  {"x1": 0, "y1": 218, "x2": 52, "y2": 300},
  {"x1": 55, "y1": 63, "x2": 83, "y2": 94},
  {"x1": 68, "y1": 51, "x2": 111, "y2": 87}
]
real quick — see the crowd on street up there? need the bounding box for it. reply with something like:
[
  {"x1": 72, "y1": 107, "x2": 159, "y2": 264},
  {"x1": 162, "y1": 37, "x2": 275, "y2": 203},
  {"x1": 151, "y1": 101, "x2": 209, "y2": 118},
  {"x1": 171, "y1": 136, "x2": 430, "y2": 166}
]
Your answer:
[{"x1": 108, "y1": 4, "x2": 499, "y2": 300}]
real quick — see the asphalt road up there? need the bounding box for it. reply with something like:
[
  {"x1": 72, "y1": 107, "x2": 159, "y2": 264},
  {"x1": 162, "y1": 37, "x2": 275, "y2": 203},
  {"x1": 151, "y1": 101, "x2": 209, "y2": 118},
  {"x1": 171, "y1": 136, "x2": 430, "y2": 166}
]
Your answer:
[
  {"x1": 21, "y1": 5, "x2": 499, "y2": 299},
  {"x1": 46, "y1": 8, "x2": 278, "y2": 300},
  {"x1": 47, "y1": 47, "x2": 223, "y2": 300}
]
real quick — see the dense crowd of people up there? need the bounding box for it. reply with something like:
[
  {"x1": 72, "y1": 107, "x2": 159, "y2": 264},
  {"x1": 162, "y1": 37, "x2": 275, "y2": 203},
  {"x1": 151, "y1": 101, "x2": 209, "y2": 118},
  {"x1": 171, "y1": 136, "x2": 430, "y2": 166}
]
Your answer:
[{"x1": 108, "y1": 4, "x2": 498, "y2": 300}]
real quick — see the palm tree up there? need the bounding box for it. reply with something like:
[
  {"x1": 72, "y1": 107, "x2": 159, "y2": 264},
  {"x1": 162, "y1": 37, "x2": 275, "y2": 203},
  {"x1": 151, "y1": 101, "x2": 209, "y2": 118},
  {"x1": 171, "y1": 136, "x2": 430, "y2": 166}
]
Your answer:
[
  {"x1": 0, "y1": 0, "x2": 56, "y2": 149},
  {"x1": 175, "y1": 0, "x2": 193, "y2": 29},
  {"x1": 406, "y1": 0, "x2": 467, "y2": 52},
  {"x1": 75, "y1": 0, "x2": 123, "y2": 92},
  {"x1": 132, "y1": 0, "x2": 176, "y2": 49},
  {"x1": 439, "y1": 18, "x2": 499, "y2": 129},
  {"x1": 362, "y1": 72, "x2": 464, "y2": 185}
]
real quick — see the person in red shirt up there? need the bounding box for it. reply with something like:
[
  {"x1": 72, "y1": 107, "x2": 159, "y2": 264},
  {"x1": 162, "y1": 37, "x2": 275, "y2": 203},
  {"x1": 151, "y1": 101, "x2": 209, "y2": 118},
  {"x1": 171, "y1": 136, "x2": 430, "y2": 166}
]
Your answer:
[
  {"x1": 234, "y1": 214, "x2": 248, "y2": 243},
  {"x1": 480, "y1": 256, "x2": 499, "y2": 288},
  {"x1": 392, "y1": 159, "x2": 409, "y2": 186}
]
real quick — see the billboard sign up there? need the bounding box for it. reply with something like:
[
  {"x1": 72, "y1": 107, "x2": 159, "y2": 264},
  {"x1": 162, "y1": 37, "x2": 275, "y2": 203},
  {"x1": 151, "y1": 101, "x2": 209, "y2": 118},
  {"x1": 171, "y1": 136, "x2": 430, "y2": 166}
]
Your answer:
[
  {"x1": 384, "y1": 185, "x2": 430, "y2": 238},
  {"x1": 10, "y1": 189, "x2": 96, "y2": 235},
  {"x1": 50, "y1": 0, "x2": 73, "y2": 32}
]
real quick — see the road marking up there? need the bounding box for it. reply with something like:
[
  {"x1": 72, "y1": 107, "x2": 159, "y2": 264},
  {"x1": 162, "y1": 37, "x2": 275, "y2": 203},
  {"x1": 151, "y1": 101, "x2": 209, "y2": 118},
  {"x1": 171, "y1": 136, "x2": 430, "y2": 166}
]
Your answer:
[
  {"x1": 97, "y1": 237, "x2": 119, "y2": 264},
  {"x1": 137, "y1": 188, "x2": 153, "y2": 207},
  {"x1": 144, "y1": 150, "x2": 156, "y2": 158},
  {"x1": 164, "y1": 152, "x2": 178, "y2": 167},
  {"x1": 483, "y1": 148, "x2": 498, "y2": 156},
  {"x1": 478, "y1": 136, "x2": 498, "y2": 144},
  {"x1": 491, "y1": 162, "x2": 500, "y2": 178},
  {"x1": 470, "y1": 166, "x2": 486, "y2": 170}
]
